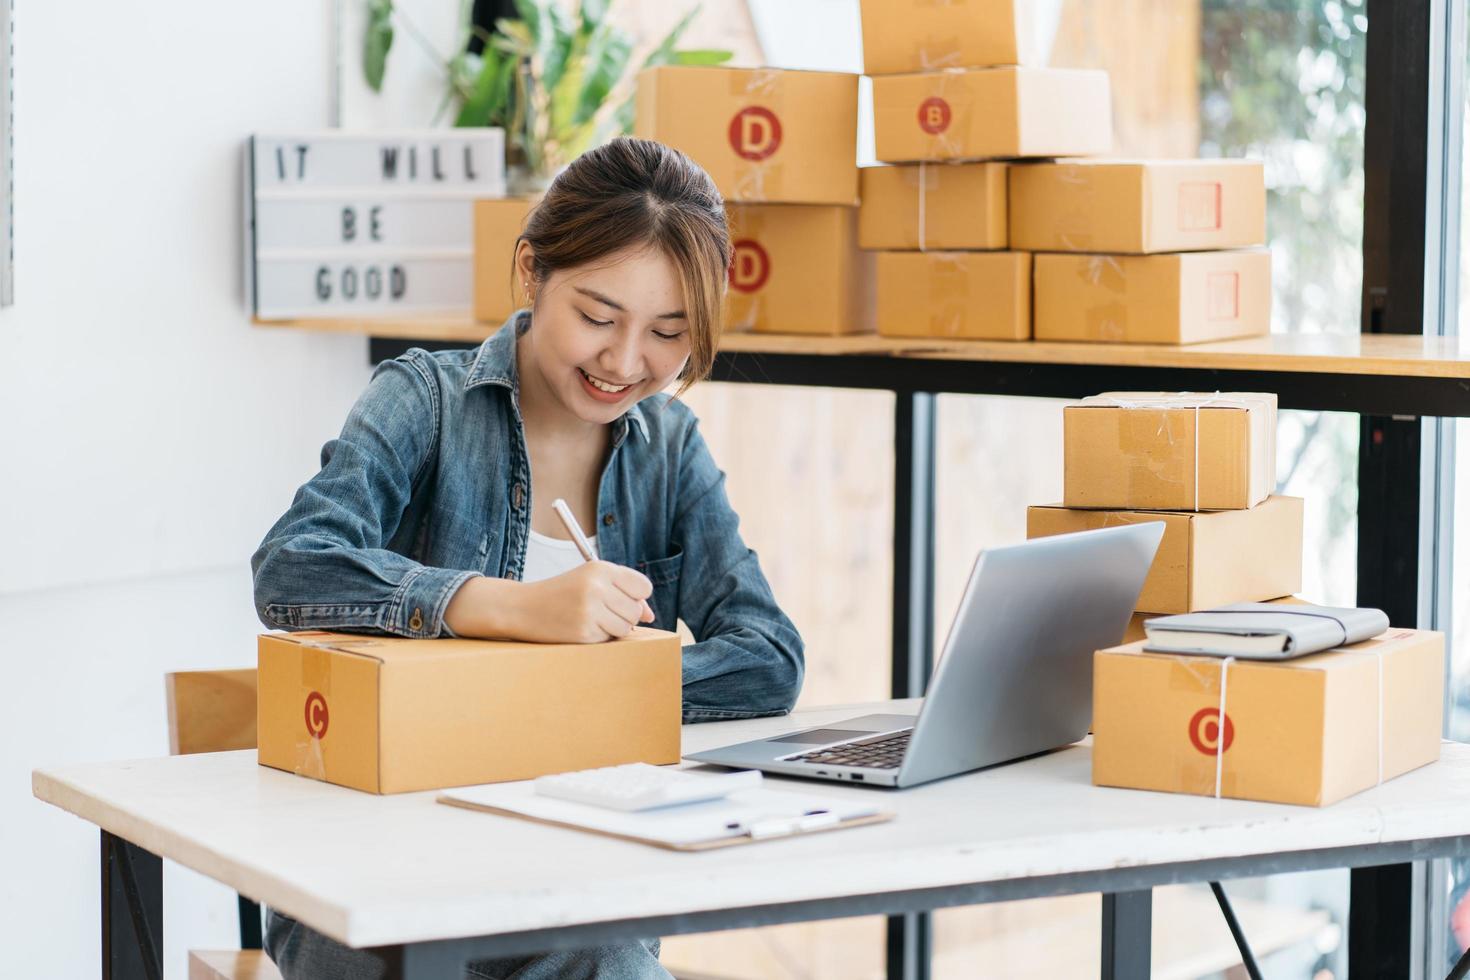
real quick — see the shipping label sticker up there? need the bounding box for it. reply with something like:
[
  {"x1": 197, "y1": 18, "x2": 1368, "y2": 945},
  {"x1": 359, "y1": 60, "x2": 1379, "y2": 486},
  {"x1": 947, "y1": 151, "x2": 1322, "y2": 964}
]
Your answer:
[
  {"x1": 728, "y1": 106, "x2": 782, "y2": 161},
  {"x1": 729, "y1": 239, "x2": 770, "y2": 293},
  {"x1": 1188, "y1": 706, "x2": 1234, "y2": 755},
  {"x1": 1206, "y1": 271, "x2": 1240, "y2": 320},
  {"x1": 1178, "y1": 181, "x2": 1223, "y2": 231},
  {"x1": 917, "y1": 96, "x2": 952, "y2": 135}
]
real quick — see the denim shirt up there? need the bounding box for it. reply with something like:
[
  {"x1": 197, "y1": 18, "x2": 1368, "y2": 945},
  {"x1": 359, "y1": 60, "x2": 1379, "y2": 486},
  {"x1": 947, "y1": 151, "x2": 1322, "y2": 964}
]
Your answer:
[{"x1": 251, "y1": 312, "x2": 804, "y2": 722}]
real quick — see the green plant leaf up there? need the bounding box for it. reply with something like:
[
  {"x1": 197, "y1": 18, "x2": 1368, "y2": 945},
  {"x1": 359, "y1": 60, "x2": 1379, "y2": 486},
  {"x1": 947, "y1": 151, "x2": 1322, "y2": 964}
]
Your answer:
[
  {"x1": 494, "y1": 17, "x2": 534, "y2": 56},
  {"x1": 454, "y1": 44, "x2": 511, "y2": 128},
  {"x1": 672, "y1": 48, "x2": 732, "y2": 66},
  {"x1": 641, "y1": 5, "x2": 699, "y2": 68},
  {"x1": 579, "y1": 0, "x2": 609, "y2": 35},
  {"x1": 540, "y1": 2, "x2": 576, "y2": 95},
  {"x1": 363, "y1": 0, "x2": 395, "y2": 92},
  {"x1": 571, "y1": 23, "x2": 633, "y2": 127}
]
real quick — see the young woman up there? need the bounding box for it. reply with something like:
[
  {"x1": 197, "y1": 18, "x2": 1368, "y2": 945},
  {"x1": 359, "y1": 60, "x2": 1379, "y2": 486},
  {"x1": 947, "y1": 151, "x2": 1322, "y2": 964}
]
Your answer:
[{"x1": 251, "y1": 136, "x2": 804, "y2": 980}]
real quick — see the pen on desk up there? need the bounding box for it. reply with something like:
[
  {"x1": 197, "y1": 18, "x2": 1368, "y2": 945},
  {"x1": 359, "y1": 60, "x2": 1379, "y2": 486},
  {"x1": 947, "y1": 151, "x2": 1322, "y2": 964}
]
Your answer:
[{"x1": 551, "y1": 498, "x2": 654, "y2": 624}]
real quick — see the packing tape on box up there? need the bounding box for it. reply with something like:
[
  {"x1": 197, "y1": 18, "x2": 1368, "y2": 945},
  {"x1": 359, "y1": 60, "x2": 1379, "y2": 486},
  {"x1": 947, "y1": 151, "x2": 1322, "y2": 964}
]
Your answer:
[
  {"x1": 1174, "y1": 647, "x2": 1387, "y2": 800},
  {"x1": 928, "y1": 251, "x2": 971, "y2": 335},
  {"x1": 295, "y1": 641, "x2": 334, "y2": 781},
  {"x1": 1081, "y1": 392, "x2": 1276, "y2": 512},
  {"x1": 730, "y1": 69, "x2": 786, "y2": 202},
  {"x1": 1054, "y1": 166, "x2": 1097, "y2": 251},
  {"x1": 725, "y1": 206, "x2": 765, "y2": 332},
  {"x1": 1077, "y1": 256, "x2": 1127, "y2": 340},
  {"x1": 917, "y1": 68, "x2": 967, "y2": 162}
]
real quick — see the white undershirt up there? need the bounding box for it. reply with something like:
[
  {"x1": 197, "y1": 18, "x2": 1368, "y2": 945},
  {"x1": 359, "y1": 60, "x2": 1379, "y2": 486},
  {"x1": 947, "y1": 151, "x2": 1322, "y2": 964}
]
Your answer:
[{"x1": 522, "y1": 529, "x2": 598, "y2": 583}]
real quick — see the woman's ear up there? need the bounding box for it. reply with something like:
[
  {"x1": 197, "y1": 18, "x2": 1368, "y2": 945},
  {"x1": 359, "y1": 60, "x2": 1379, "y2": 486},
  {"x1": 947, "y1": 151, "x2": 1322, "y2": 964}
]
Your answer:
[{"x1": 513, "y1": 241, "x2": 537, "y2": 303}]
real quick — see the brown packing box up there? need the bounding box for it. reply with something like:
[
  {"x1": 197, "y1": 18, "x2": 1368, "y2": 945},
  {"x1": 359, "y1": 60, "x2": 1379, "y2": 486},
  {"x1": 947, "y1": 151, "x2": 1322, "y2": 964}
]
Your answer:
[
  {"x1": 257, "y1": 628, "x2": 682, "y2": 794},
  {"x1": 875, "y1": 251, "x2": 1030, "y2": 340},
  {"x1": 1009, "y1": 159, "x2": 1266, "y2": 253},
  {"x1": 1121, "y1": 595, "x2": 1308, "y2": 645},
  {"x1": 473, "y1": 197, "x2": 535, "y2": 324},
  {"x1": 1026, "y1": 496, "x2": 1303, "y2": 614},
  {"x1": 858, "y1": 163, "x2": 1008, "y2": 250},
  {"x1": 1092, "y1": 629, "x2": 1444, "y2": 806},
  {"x1": 726, "y1": 204, "x2": 874, "y2": 335},
  {"x1": 860, "y1": 0, "x2": 1051, "y2": 75},
  {"x1": 1063, "y1": 391, "x2": 1277, "y2": 511},
  {"x1": 635, "y1": 66, "x2": 858, "y2": 205},
  {"x1": 871, "y1": 67, "x2": 1111, "y2": 163},
  {"x1": 1033, "y1": 250, "x2": 1271, "y2": 345}
]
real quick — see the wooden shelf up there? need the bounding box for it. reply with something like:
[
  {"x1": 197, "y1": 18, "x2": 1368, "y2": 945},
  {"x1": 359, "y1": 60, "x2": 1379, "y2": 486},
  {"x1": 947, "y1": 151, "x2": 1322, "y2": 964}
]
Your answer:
[{"x1": 255, "y1": 317, "x2": 1470, "y2": 379}]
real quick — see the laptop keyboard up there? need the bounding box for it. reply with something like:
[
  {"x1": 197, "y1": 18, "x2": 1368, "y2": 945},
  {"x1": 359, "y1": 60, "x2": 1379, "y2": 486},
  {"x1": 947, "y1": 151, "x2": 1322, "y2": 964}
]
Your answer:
[{"x1": 785, "y1": 729, "x2": 912, "y2": 769}]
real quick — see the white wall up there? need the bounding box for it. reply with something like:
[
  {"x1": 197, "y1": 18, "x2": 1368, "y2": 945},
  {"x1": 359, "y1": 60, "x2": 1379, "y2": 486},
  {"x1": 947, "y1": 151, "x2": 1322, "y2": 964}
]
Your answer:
[{"x1": 1, "y1": 3, "x2": 378, "y2": 977}]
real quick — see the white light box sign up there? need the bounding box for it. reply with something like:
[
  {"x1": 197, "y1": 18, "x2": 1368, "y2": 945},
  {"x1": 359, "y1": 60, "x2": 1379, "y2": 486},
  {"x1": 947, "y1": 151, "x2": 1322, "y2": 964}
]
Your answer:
[{"x1": 246, "y1": 129, "x2": 506, "y2": 319}]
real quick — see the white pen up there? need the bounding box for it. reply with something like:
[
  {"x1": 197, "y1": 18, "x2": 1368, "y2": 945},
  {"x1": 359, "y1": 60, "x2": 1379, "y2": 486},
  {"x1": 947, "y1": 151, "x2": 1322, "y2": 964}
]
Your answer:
[{"x1": 551, "y1": 498, "x2": 654, "y2": 623}]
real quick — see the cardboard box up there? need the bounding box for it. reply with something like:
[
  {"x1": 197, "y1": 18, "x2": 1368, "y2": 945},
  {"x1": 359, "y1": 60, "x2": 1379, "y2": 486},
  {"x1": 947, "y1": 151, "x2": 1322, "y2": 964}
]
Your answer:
[
  {"x1": 1092, "y1": 629, "x2": 1444, "y2": 806},
  {"x1": 257, "y1": 628, "x2": 682, "y2": 794},
  {"x1": 1033, "y1": 249, "x2": 1271, "y2": 345},
  {"x1": 1063, "y1": 391, "x2": 1277, "y2": 511},
  {"x1": 1009, "y1": 159, "x2": 1266, "y2": 253},
  {"x1": 875, "y1": 251, "x2": 1030, "y2": 340},
  {"x1": 859, "y1": 163, "x2": 1008, "y2": 250},
  {"x1": 1121, "y1": 595, "x2": 1307, "y2": 645},
  {"x1": 473, "y1": 197, "x2": 535, "y2": 323},
  {"x1": 1026, "y1": 496, "x2": 1303, "y2": 614},
  {"x1": 871, "y1": 67, "x2": 1111, "y2": 163},
  {"x1": 860, "y1": 0, "x2": 1053, "y2": 75},
  {"x1": 635, "y1": 66, "x2": 858, "y2": 205},
  {"x1": 725, "y1": 204, "x2": 874, "y2": 335}
]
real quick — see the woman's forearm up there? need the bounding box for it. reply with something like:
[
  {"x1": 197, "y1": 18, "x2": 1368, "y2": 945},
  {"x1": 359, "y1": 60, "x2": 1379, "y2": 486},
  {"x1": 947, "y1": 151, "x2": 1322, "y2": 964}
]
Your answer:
[{"x1": 443, "y1": 575, "x2": 530, "y2": 639}]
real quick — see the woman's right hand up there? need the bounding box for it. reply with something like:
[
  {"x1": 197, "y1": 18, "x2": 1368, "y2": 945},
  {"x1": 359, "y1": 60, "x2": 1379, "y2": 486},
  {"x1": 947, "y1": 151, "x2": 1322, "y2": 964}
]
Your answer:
[
  {"x1": 518, "y1": 561, "x2": 656, "y2": 643},
  {"x1": 444, "y1": 563, "x2": 655, "y2": 643}
]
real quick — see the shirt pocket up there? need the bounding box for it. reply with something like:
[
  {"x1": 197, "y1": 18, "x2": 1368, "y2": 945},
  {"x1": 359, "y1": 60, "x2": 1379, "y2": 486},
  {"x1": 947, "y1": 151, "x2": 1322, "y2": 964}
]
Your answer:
[{"x1": 636, "y1": 550, "x2": 684, "y2": 632}]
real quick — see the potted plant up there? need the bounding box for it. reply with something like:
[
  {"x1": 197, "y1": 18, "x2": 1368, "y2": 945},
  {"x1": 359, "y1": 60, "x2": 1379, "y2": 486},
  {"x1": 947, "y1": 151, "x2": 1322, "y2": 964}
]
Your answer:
[{"x1": 365, "y1": 0, "x2": 732, "y2": 193}]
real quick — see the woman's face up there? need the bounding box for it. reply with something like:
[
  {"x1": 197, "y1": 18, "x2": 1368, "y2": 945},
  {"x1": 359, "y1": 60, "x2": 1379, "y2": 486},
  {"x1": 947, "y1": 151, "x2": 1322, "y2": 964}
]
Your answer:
[{"x1": 518, "y1": 242, "x2": 693, "y2": 426}]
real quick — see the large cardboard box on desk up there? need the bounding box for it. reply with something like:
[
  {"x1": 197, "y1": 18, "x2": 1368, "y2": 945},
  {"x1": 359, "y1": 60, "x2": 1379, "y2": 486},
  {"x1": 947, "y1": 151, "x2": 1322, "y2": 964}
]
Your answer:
[
  {"x1": 635, "y1": 66, "x2": 858, "y2": 205},
  {"x1": 1063, "y1": 391, "x2": 1277, "y2": 511},
  {"x1": 876, "y1": 251, "x2": 1030, "y2": 340},
  {"x1": 725, "y1": 204, "x2": 874, "y2": 335},
  {"x1": 1010, "y1": 159, "x2": 1267, "y2": 253},
  {"x1": 860, "y1": 0, "x2": 1053, "y2": 75},
  {"x1": 1033, "y1": 249, "x2": 1272, "y2": 345},
  {"x1": 473, "y1": 197, "x2": 535, "y2": 323},
  {"x1": 1026, "y1": 496, "x2": 1303, "y2": 614},
  {"x1": 1092, "y1": 629, "x2": 1444, "y2": 806},
  {"x1": 871, "y1": 67, "x2": 1111, "y2": 163},
  {"x1": 257, "y1": 628, "x2": 682, "y2": 794},
  {"x1": 859, "y1": 162, "x2": 1008, "y2": 250}
]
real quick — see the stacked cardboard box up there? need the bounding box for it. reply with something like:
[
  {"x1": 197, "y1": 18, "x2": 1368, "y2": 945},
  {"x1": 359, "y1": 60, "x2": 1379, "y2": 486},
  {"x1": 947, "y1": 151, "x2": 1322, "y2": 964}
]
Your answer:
[
  {"x1": 1021, "y1": 391, "x2": 1443, "y2": 807},
  {"x1": 860, "y1": 1, "x2": 1110, "y2": 341},
  {"x1": 636, "y1": 66, "x2": 870, "y2": 335},
  {"x1": 1012, "y1": 159, "x2": 1271, "y2": 344},
  {"x1": 1027, "y1": 391, "x2": 1302, "y2": 617}
]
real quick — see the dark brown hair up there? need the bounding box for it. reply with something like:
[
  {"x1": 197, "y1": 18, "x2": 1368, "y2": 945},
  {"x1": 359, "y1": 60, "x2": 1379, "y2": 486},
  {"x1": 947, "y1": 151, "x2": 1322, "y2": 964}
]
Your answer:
[{"x1": 517, "y1": 137, "x2": 731, "y2": 392}]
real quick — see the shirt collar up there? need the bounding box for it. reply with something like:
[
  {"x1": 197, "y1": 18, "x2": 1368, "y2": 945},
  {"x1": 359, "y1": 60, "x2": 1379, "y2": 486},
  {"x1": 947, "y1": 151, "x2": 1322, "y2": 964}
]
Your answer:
[{"x1": 465, "y1": 309, "x2": 649, "y2": 445}]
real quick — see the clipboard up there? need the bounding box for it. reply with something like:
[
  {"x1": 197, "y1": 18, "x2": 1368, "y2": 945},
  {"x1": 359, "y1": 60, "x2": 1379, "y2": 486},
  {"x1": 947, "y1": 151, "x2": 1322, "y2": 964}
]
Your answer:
[{"x1": 437, "y1": 782, "x2": 894, "y2": 851}]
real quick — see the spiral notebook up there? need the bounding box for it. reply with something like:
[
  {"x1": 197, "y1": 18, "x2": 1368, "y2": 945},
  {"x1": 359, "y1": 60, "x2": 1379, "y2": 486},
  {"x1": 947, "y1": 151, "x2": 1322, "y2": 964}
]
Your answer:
[{"x1": 438, "y1": 780, "x2": 893, "y2": 851}]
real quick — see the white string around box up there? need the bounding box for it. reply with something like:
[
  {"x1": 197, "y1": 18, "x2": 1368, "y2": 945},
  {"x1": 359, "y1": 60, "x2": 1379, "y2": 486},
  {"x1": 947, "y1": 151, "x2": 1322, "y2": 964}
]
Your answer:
[{"x1": 1207, "y1": 649, "x2": 1385, "y2": 800}]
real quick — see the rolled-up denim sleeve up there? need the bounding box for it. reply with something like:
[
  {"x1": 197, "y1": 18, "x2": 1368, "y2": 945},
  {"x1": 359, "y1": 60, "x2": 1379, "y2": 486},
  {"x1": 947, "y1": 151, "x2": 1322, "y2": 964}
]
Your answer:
[
  {"x1": 251, "y1": 353, "x2": 476, "y2": 638},
  {"x1": 674, "y1": 419, "x2": 805, "y2": 722}
]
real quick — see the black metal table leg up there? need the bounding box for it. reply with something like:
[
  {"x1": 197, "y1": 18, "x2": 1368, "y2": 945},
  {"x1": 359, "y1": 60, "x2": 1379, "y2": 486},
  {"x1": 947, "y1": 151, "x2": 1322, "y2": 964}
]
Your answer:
[
  {"x1": 102, "y1": 830, "x2": 163, "y2": 980},
  {"x1": 888, "y1": 390, "x2": 937, "y2": 980},
  {"x1": 1101, "y1": 889, "x2": 1152, "y2": 980}
]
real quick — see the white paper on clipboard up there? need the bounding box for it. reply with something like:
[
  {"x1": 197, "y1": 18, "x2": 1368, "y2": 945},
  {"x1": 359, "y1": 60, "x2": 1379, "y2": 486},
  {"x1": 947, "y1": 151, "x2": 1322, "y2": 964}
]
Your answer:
[{"x1": 438, "y1": 781, "x2": 893, "y2": 851}]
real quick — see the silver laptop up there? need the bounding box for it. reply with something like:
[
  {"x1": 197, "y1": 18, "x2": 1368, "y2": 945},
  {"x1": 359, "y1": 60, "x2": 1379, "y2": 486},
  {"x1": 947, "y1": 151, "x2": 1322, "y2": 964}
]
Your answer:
[{"x1": 686, "y1": 522, "x2": 1165, "y2": 788}]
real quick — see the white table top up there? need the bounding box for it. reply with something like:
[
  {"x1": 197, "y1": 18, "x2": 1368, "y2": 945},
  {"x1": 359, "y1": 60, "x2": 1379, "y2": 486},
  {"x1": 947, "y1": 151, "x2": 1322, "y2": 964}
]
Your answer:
[{"x1": 33, "y1": 700, "x2": 1470, "y2": 949}]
